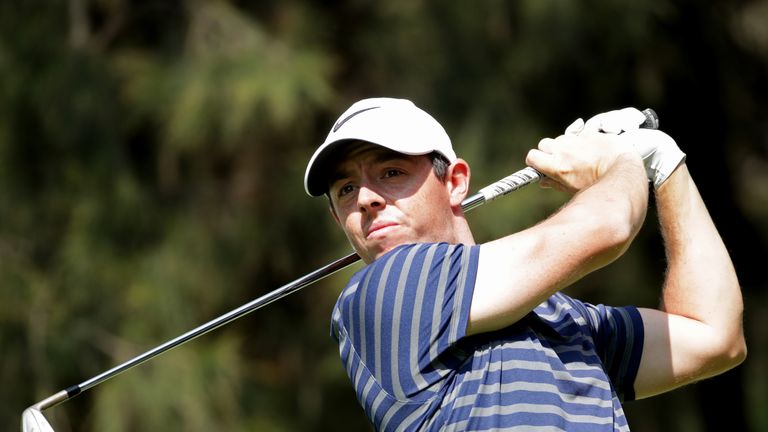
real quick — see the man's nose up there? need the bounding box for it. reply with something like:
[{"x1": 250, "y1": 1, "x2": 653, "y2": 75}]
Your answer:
[{"x1": 357, "y1": 185, "x2": 385, "y2": 211}]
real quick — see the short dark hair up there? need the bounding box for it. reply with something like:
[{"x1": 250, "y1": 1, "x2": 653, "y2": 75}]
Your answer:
[{"x1": 429, "y1": 151, "x2": 450, "y2": 183}]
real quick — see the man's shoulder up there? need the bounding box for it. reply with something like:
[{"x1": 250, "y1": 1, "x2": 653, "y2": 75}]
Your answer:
[
  {"x1": 347, "y1": 243, "x2": 480, "y2": 288},
  {"x1": 365, "y1": 242, "x2": 478, "y2": 268},
  {"x1": 336, "y1": 242, "x2": 480, "y2": 315}
]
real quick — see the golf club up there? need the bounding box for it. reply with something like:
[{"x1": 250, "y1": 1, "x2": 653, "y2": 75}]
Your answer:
[{"x1": 22, "y1": 108, "x2": 658, "y2": 431}]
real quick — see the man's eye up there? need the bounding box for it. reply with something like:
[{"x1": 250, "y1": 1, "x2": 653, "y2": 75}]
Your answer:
[
  {"x1": 338, "y1": 184, "x2": 355, "y2": 197},
  {"x1": 383, "y1": 169, "x2": 402, "y2": 178}
]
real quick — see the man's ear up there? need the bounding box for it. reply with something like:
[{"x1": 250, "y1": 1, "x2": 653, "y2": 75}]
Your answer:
[{"x1": 447, "y1": 158, "x2": 471, "y2": 209}]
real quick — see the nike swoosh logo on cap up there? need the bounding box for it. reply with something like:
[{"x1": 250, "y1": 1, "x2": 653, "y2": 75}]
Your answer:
[{"x1": 332, "y1": 106, "x2": 380, "y2": 132}]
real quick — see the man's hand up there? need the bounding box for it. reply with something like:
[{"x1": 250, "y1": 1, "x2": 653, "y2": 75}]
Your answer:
[
  {"x1": 569, "y1": 107, "x2": 648, "y2": 135},
  {"x1": 526, "y1": 131, "x2": 642, "y2": 194},
  {"x1": 567, "y1": 108, "x2": 687, "y2": 189}
]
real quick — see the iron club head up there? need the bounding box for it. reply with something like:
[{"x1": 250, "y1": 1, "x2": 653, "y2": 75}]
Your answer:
[{"x1": 21, "y1": 407, "x2": 55, "y2": 432}]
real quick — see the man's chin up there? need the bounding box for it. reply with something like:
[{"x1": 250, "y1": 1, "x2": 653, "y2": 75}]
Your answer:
[
  {"x1": 358, "y1": 243, "x2": 398, "y2": 264},
  {"x1": 357, "y1": 233, "x2": 417, "y2": 263},
  {"x1": 369, "y1": 240, "x2": 417, "y2": 262}
]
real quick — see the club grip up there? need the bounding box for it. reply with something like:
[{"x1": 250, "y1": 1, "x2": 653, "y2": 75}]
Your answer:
[
  {"x1": 468, "y1": 108, "x2": 660, "y2": 206},
  {"x1": 473, "y1": 167, "x2": 541, "y2": 205},
  {"x1": 640, "y1": 108, "x2": 659, "y2": 130}
]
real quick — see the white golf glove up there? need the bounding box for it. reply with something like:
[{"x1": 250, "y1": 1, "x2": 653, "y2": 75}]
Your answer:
[{"x1": 564, "y1": 107, "x2": 686, "y2": 189}]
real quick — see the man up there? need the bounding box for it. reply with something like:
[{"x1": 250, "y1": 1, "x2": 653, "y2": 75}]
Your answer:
[{"x1": 304, "y1": 98, "x2": 746, "y2": 431}]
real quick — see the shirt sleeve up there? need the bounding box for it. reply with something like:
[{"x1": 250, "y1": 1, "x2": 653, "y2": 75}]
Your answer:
[
  {"x1": 577, "y1": 301, "x2": 645, "y2": 402},
  {"x1": 335, "y1": 242, "x2": 479, "y2": 400}
]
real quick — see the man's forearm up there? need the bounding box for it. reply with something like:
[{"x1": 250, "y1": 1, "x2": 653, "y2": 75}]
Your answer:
[
  {"x1": 469, "y1": 153, "x2": 647, "y2": 335},
  {"x1": 655, "y1": 164, "x2": 746, "y2": 362}
]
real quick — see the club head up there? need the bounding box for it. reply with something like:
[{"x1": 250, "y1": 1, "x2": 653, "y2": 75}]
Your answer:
[{"x1": 21, "y1": 408, "x2": 55, "y2": 432}]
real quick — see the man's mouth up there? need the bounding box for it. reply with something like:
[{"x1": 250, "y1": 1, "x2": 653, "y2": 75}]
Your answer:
[{"x1": 366, "y1": 221, "x2": 398, "y2": 239}]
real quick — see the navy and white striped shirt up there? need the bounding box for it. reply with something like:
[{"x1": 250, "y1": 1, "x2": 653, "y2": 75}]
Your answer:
[{"x1": 331, "y1": 243, "x2": 644, "y2": 431}]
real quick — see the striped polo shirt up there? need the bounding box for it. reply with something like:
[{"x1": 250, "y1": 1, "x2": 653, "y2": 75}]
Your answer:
[{"x1": 331, "y1": 242, "x2": 644, "y2": 431}]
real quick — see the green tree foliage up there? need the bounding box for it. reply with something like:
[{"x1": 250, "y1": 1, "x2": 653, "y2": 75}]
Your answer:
[{"x1": 2, "y1": 0, "x2": 767, "y2": 431}]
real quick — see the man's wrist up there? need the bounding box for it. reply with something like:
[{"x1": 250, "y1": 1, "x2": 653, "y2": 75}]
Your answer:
[
  {"x1": 604, "y1": 151, "x2": 646, "y2": 180},
  {"x1": 654, "y1": 161, "x2": 689, "y2": 196}
]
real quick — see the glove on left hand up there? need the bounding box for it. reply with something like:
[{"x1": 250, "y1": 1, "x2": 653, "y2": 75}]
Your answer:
[{"x1": 564, "y1": 107, "x2": 685, "y2": 189}]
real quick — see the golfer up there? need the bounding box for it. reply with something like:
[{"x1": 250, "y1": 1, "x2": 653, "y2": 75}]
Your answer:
[{"x1": 304, "y1": 98, "x2": 746, "y2": 431}]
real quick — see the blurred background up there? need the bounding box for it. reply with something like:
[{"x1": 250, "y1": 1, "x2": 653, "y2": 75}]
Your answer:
[{"x1": 2, "y1": 0, "x2": 767, "y2": 431}]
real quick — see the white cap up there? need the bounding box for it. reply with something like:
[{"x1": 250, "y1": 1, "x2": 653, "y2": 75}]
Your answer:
[{"x1": 304, "y1": 97, "x2": 456, "y2": 196}]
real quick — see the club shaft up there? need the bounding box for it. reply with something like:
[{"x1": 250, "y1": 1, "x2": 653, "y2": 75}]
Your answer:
[
  {"x1": 32, "y1": 107, "x2": 661, "y2": 412},
  {"x1": 76, "y1": 251, "x2": 361, "y2": 393},
  {"x1": 33, "y1": 165, "x2": 543, "y2": 411}
]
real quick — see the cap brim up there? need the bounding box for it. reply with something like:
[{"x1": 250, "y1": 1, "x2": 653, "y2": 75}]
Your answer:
[{"x1": 304, "y1": 139, "x2": 356, "y2": 197}]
